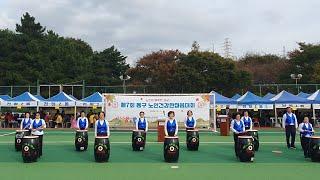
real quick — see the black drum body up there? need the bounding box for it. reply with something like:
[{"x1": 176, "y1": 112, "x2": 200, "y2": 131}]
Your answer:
[
  {"x1": 132, "y1": 130, "x2": 146, "y2": 151},
  {"x1": 163, "y1": 136, "x2": 179, "y2": 162},
  {"x1": 94, "y1": 136, "x2": 110, "y2": 162},
  {"x1": 246, "y1": 130, "x2": 259, "y2": 151},
  {"x1": 309, "y1": 136, "x2": 320, "y2": 162},
  {"x1": 75, "y1": 130, "x2": 88, "y2": 151},
  {"x1": 15, "y1": 130, "x2": 31, "y2": 151},
  {"x1": 237, "y1": 136, "x2": 255, "y2": 162},
  {"x1": 186, "y1": 130, "x2": 199, "y2": 151},
  {"x1": 21, "y1": 136, "x2": 39, "y2": 163}
]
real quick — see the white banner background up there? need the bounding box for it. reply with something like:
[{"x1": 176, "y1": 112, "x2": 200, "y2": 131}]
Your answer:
[{"x1": 104, "y1": 94, "x2": 210, "y2": 123}]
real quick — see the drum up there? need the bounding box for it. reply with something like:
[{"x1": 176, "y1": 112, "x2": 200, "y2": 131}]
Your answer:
[
  {"x1": 163, "y1": 136, "x2": 179, "y2": 162},
  {"x1": 309, "y1": 136, "x2": 320, "y2": 162},
  {"x1": 21, "y1": 136, "x2": 39, "y2": 163},
  {"x1": 246, "y1": 130, "x2": 259, "y2": 151},
  {"x1": 132, "y1": 130, "x2": 146, "y2": 151},
  {"x1": 237, "y1": 136, "x2": 255, "y2": 162},
  {"x1": 75, "y1": 130, "x2": 88, "y2": 151},
  {"x1": 15, "y1": 130, "x2": 31, "y2": 151},
  {"x1": 94, "y1": 136, "x2": 110, "y2": 162},
  {"x1": 186, "y1": 129, "x2": 199, "y2": 151}
]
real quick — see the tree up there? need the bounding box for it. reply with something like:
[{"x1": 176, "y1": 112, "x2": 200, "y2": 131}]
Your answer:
[
  {"x1": 90, "y1": 46, "x2": 129, "y2": 85},
  {"x1": 128, "y1": 50, "x2": 181, "y2": 92},
  {"x1": 236, "y1": 53, "x2": 288, "y2": 84},
  {"x1": 16, "y1": 12, "x2": 46, "y2": 38}
]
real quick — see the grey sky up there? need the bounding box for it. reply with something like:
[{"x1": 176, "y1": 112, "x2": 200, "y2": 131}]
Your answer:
[{"x1": 0, "y1": 0, "x2": 319, "y2": 65}]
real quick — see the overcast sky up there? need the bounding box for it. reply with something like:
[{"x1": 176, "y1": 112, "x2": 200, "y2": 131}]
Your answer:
[{"x1": 0, "y1": 0, "x2": 319, "y2": 65}]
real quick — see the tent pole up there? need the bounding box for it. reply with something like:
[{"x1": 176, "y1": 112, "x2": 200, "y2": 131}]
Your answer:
[
  {"x1": 213, "y1": 93, "x2": 217, "y2": 132},
  {"x1": 274, "y1": 104, "x2": 277, "y2": 128},
  {"x1": 312, "y1": 105, "x2": 316, "y2": 126}
]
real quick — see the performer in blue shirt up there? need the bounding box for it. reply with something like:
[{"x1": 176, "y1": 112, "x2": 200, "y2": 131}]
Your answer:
[
  {"x1": 241, "y1": 111, "x2": 252, "y2": 130},
  {"x1": 282, "y1": 107, "x2": 298, "y2": 149},
  {"x1": 164, "y1": 111, "x2": 178, "y2": 137},
  {"x1": 135, "y1": 111, "x2": 148, "y2": 131},
  {"x1": 95, "y1": 112, "x2": 110, "y2": 137},
  {"x1": 30, "y1": 112, "x2": 46, "y2": 157},
  {"x1": 230, "y1": 113, "x2": 245, "y2": 157},
  {"x1": 20, "y1": 112, "x2": 32, "y2": 130},
  {"x1": 77, "y1": 111, "x2": 89, "y2": 130},
  {"x1": 298, "y1": 117, "x2": 314, "y2": 157},
  {"x1": 184, "y1": 110, "x2": 196, "y2": 130}
]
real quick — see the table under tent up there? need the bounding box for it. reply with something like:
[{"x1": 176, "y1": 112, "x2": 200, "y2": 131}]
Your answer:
[
  {"x1": 270, "y1": 90, "x2": 311, "y2": 127},
  {"x1": 237, "y1": 91, "x2": 274, "y2": 127}
]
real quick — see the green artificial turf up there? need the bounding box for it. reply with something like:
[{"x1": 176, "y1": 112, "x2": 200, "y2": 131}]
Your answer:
[{"x1": 0, "y1": 129, "x2": 319, "y2": 180}]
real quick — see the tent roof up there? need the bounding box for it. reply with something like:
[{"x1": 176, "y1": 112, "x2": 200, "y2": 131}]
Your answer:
[
  {"x1": 262, "y1": 93, "x2": 275, "y2": 100},
  {"x1": 297, "y1": 92, "x2": 310, "y2": 98},
  {"x1": 231, "y1": 93, "x2": 241, "y2": 100},
  {"x1": 238, "y1": 91, "x2": 272, "y2": 104},
  {"x1": 0, "y1": 95, "x2": 11, "y2": 101},
  {"x1": 209, "y1": 91, "x2": 236, "y2": 104},
  {"x1": 69, "y1": 94, "x2": 78, "y2": 101},
  {"x1": 307, "y1": 90, "x2": 320, "y2": 103},
  {"x1": 81, "y1": 92, "x2": 103, "y2": 102},
  {"x1": 8, "y1": 92, "x2": 39, "y2": 101},
  {"x1": 46, "y1": 92, "x2": 75, "y2": 102},
  {"x1": 271, "y1": 90, "x2": 309, "y2": 104},
  {"x1": 34, "y1": 95, "x2": 46, "y2": 101}
]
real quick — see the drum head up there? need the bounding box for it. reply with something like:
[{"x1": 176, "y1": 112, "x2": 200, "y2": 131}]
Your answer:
[
  {"x1": 238, "y1": 136, "x2": 252, "y2": 139},
  {"x1": 187, "y1": 129, "x2": 198, "y2": 132},
  {"x1": 165, "y1": 136, "x2": 179, "y2": 139},
  {"x1": 16, "y1": 130, "x2": 29, "y2": 132},
  {"x1": 311, "y1": 136, "x2": 320, "y2": 139},
  {"x1": 76, "y1": 130, "x2": 88, "y2": 132},
  {"x1": 23, "y1": 136, "x2": 39, "y2": 139},
  {"x1": 95, "y1": 136, "x2": 109, "y2": 139},
  {"x1": 247, "y1": 130, "x2": 258, "y2": 132}
]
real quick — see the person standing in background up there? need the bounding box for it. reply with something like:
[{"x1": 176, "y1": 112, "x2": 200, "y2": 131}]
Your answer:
[
  {"x1": 241, "y1": 111, "x2": 252, "y2": 130},
  {"x1": 282, "y1": 107, "x2": 298, "y2": 149}
]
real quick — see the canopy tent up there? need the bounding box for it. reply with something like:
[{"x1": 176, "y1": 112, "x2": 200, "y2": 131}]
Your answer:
[
  {"x1": 34, "y1": 95, "x2": 46, "y2": 101},
  {"x1": 237, "y1": 91, "x2": 273, "y2": 109},
  {"x1": 270, "y1": 90, "x2": 311, "y2": 109},
  {"x1": 69, "y1": 94, "x2": 78, "y2": 101},
  {"x1": 297, "y1": 92, "x2": 311, "y2": 98},
  {"x1": 0, "y1": 95, "x2": 11, "y2": 101},
  {"x1": 209, "y1": 91, "x2": 237, "y2": 109},
  {"x1": 4, "y1": 92, "x2": 39, "y2": 108},
  {"x1": 39, "y1": 92, "x2": 76, "y2": 107},
  {"x1": 307, "y1": 90, "x2": 320, "y2": 123},
  {"x1": 231, "y1": 93, "x2": 241, "y2": 100},
  {"x1": 262, "y1": 93, "x2": 275, "y2": 100},
  {"x1": 77, "y1": 92, "x2": 103, "y2": 107}
]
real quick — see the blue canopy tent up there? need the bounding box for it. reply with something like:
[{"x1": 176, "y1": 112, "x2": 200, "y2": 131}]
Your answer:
[
  {"x1": 262, "y1": 93, "x2": 275, "y2": 100},
  {"x1": 77, "y1": 92, "x2": 103, "y2": 107},
  {"x1": 237, "y1": 91, "x2": 273, "y2": 110},
  {"x1": 209, "y1": 91, "x2": 237, "y2": 109},
  {"x1": 307, "y1": 90, "x2": 320, "y2": 124},
  {"x1": 231, "y1": 94, "x2": 241, "y2": 100},
  {"x1": 271, "y1": 90, "x2": 311, "y2": 125},
  {"x1": 4, "y1": 92, "x2": 40, "y2": 110},
  {"x1": 39, "y1": 92, "x2": 76, "y2": 107},
  {"x1": 297, "y1": 92, "x2": 311, "y2": 98},
  {"x1": 0, "y1": 95, "x2": 11, "y2": 101},
  {"x1": 69, "y1": 94, "x2": 78, "y2": 101},
  {"x1": 34, "y1": 95, "x2": 46, "y2": 101}
]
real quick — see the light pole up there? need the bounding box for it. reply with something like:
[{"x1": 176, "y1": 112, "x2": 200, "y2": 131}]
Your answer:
[
  {"x1": 290, "y1": 74, "x2": 302, "y2": 93},
  {"x1": 120, "y1": 75, "x2": 131, "y2": 93}
]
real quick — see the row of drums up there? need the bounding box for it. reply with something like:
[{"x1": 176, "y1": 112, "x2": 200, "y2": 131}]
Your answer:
[
  {"x1": 75, "y1": 129, "x2": 200, "y2": 163},
  {"x1": 15, "y1": 130, "x2": 39, "y2": 163}
]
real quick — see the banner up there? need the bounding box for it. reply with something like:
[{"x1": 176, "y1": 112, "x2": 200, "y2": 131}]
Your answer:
[
  {"x1": 2, "y1": 101, "x2": 38, "y2": 107},
  {"x1": 38, "y1": 101, "x2": 76, "y2": 107},
  {"x1": 104, "y1": 94, "x2": 210, "y2": 126},
  {"x1": 275, "y1": 103, "x2": 311, "y2": 109},
  {"x1": 237, "y1": 104, "x2": 273, "y2": 110}
]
